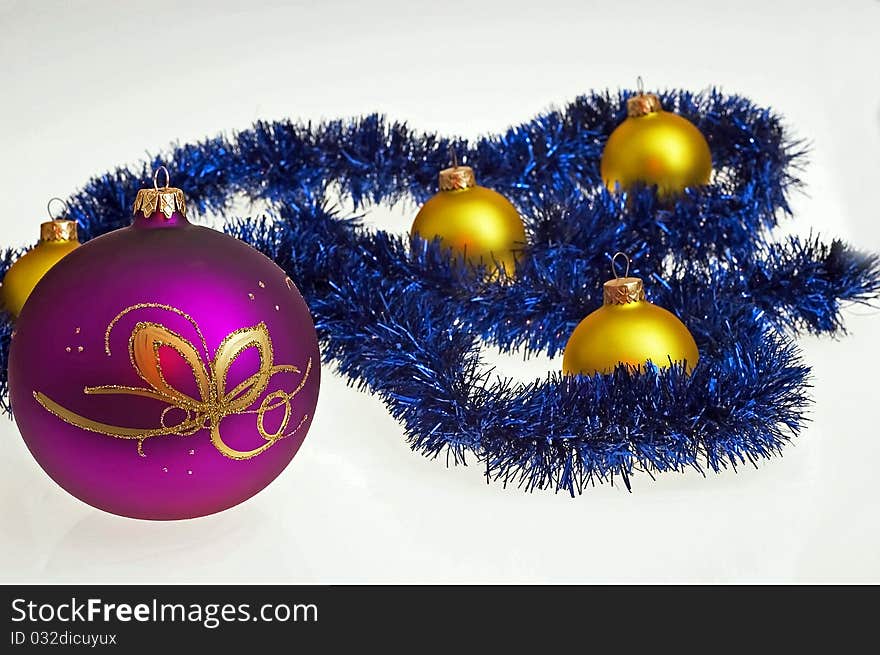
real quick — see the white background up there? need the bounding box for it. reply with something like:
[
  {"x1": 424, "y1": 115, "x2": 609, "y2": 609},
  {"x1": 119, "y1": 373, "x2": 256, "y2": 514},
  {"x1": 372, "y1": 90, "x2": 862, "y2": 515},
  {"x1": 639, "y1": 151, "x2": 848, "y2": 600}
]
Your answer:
[{"x1": 1, "y1": 0, "x2": 878, "y2": 583}]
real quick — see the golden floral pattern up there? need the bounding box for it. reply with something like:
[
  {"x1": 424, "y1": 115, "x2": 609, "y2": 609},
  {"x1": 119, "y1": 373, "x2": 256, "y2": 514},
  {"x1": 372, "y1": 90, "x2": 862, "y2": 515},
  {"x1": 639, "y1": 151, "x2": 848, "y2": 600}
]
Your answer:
[{"x1": 34, "y1": 303, "x2": 311, "y2": 460}]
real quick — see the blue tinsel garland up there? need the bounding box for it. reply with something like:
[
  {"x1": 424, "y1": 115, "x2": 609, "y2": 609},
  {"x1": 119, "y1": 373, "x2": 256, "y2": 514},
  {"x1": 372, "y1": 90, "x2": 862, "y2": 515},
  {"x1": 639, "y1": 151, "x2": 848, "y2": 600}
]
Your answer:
[{"x1": 1, "y1": 89, "x2": 877, "y2": 493}]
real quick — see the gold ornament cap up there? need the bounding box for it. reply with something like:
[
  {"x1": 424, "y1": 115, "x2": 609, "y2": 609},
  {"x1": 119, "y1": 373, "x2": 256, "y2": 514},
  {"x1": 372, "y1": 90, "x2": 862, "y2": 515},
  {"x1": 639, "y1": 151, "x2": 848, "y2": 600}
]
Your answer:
[
  {"x1": 625, "y1": 77, "x2": 662, "y2": 117},
  {"x1": 438, "y1": 165, "x2": 476, "y2": 191},
  {"x1": 40, "y1": 197, "x2": 79, "y2": 242},
  {"x1": 133, "y1": 166, "x2": 187, "y2": 219},
  {"x1": 40, "y1": 219, "x2": 78, "y2": 243},
  {"x1": 603, "y1": 252, "x2": 646, "y2": 305},
  {"x1": 626, "y1": 92, "x2": 662, "y2": 118},
  {"x1": 604, "y1": 276, "x2": 645, "y2": 305}
]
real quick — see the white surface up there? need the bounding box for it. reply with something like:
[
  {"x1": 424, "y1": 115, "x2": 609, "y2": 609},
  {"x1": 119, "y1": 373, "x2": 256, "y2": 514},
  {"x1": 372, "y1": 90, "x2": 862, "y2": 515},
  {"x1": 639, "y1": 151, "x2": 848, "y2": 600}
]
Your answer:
[{"x1": 1, "y1": 0, "x2": 879, "y2": 584}]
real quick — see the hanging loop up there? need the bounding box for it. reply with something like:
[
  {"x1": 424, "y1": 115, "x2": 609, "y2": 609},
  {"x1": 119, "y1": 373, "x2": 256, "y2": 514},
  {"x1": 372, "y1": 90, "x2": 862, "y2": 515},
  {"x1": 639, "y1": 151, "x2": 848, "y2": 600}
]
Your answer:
[
  {"x1": 449, "y1": 144, "x2": 459, "y2": 168},
  {"x1": 153, "y1": 166, "x2": 171, "y2": 190},
  {"x1": 611, "y1": 251, "x2": 631, "y2": 279},
  {"x1": 46, "y1": 197, "x2": 69, "y2": 221}
]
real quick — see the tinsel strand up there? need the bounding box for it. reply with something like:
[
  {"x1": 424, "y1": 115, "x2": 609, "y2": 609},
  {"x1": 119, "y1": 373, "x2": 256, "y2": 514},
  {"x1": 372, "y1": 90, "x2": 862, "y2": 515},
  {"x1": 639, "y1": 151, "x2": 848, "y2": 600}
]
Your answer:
[{"x1": 1, "y1": 89, "x2": 875, "y2": 492}]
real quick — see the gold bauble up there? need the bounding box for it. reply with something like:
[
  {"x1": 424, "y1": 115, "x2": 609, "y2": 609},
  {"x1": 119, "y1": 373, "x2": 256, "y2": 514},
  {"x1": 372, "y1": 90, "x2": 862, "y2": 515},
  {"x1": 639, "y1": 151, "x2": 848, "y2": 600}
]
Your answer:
[
  {"x1": 411, "y1": 165, "x2": 526, "y2": 276},
  {"x1": 1, "y1": 217, "x2": 80, "y2": 317},
  {"x1": 600, "y1": 92, "x2": 712, "y2": 196},
  {"x1": 562, "y1": 256, "x2": 699, "y2": 376}
]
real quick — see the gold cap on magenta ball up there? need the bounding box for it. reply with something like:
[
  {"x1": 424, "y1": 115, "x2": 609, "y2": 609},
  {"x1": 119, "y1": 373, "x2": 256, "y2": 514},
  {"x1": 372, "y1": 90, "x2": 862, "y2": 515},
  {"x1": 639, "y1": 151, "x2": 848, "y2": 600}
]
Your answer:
[{"x1": 133, "y1": 166, "x2": 187, "y2": 219}]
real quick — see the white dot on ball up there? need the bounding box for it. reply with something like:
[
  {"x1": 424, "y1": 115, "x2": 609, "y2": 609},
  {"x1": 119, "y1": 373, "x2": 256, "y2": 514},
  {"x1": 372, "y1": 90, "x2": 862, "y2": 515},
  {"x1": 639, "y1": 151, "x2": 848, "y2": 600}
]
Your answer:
[
  {"x1": 162, "y1": 467, "x2": 168, "y2": 473},
  {"x1": 188, "y1": 449, "x2": 195, "y2": 455},
  {"x1": 258, "y1": 281, "x2": 266, "y2": 288},
  {"x1": 187, "y1": 470, "x2": 193, "y2": 475},
  {"x1": 274, "y1": 305, "x2": 280, "y2": 311},
  {"x1": 248, "y1": 293, "x2": 255, "y2": 300}
]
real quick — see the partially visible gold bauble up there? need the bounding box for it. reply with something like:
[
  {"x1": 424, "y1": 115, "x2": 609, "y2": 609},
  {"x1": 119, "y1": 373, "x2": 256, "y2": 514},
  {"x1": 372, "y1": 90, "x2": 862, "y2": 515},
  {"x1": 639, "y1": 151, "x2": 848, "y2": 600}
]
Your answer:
[
  {"x1": 411, "y1": 165, "x2": 526, "y2": 276},
  {"x1": 1, "y1": 219, "x2": 80, "y2": 317},
  {"x1": 600, "y1": 92, "x2": 712, "y2": 196},
  {"x1": 562, "y1": 260, "x2": 699, "y2": 376}
]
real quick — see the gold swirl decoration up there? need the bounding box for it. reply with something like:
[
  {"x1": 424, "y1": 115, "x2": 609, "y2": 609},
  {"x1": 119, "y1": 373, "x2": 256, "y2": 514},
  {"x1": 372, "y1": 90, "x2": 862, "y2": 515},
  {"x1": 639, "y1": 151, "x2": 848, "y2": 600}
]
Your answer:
[{"x1": 34, "y1": 303, "x2": 312, "y2": 460}]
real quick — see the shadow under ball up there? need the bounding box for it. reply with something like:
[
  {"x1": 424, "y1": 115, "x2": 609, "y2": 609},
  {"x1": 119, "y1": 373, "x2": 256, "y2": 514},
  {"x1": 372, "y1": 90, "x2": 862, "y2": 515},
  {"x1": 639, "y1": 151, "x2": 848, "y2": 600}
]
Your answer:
[
  {"x1": 600, "y1": 92, "x2": 712, "y2": 196},
  {"x1": 411, "y1": 165, "x2": 526, "y2": 276}
]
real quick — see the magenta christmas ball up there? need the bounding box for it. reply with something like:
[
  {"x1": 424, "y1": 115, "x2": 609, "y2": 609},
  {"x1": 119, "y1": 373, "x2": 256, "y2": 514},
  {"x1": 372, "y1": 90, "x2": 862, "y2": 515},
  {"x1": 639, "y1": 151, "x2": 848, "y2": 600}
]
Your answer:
[{"x1": 8, "y1": 177, "x2": 321, "y2": 520}]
